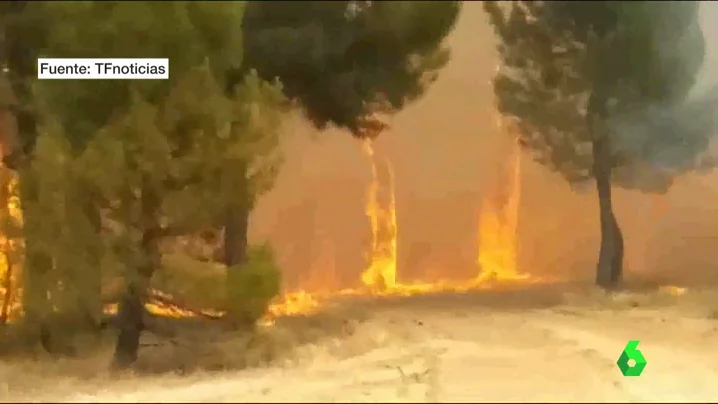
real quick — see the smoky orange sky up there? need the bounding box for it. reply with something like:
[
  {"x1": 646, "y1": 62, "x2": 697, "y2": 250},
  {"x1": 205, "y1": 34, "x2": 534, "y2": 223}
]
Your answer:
[{"x1": 249, "y1": 3, "x2": 718, "y2": 292}]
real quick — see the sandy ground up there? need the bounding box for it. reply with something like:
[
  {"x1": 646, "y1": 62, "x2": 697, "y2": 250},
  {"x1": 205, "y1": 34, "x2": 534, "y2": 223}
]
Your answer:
[{"x1": 4, "y1": 284, "x2": 718, "y2": 403}]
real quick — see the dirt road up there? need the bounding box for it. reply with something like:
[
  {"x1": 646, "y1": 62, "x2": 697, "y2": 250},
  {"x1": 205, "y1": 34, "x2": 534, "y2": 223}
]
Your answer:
[{"x1": 5, "y1": 286, "x2": 718, "y2": 403}]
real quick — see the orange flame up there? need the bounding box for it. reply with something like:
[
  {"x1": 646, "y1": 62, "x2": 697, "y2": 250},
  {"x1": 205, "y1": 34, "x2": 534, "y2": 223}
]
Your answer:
[
  {"x1": 475, "y1": 138, "x2": 530, "y2": 284},
  {"x1": 360, "y1": 141, "x2": 398, "y2": 292},
  {"x1": 0, "y1": 168, "x2": 22, "y2": 322},
  {"x1": 1, "y1": 131, "x2": 538, "y2": 326}
]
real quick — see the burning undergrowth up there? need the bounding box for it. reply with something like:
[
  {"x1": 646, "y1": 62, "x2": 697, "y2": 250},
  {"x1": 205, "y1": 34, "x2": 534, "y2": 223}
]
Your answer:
[{"x1": 0, "y1": 131, "x2": 539, "y2": 354}]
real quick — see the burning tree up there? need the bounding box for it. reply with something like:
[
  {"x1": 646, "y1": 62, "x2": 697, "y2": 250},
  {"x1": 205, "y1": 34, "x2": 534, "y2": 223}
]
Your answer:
[
  {"x1": 1, "y1": 2, "x2": 285, "y2": 367},
  {"x1": 484, "y1": 1, "x2": 715, "y2": 288},
  {"x1": 0, "y1": 0, "x2": 462, "y2": 367}
]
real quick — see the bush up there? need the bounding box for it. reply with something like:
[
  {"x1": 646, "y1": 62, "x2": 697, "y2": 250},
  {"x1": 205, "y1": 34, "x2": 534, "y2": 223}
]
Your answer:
[
  {"x1": 226, "y1": 243, "x2": 281, "y2": 327},
  {"x1": 154, "y1": 253, "x2": 227, "y2": 310}
]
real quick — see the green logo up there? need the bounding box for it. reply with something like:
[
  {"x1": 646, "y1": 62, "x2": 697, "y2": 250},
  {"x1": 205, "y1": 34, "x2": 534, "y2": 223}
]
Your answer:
[{"x1": 617, "y1": 340, "x2": 647, "y2": 376}]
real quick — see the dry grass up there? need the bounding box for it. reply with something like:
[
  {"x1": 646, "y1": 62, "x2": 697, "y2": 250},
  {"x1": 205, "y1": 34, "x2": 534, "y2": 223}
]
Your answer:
[
  {"x1": 133, "y1": 302, "x2": 373, "y2": 374},
  {"x1": 0, "y1": 299, "x2": 389, "y2": 398},
  {"x1": 557, "y1": 277, "x2": 718, "y2": 317},
  {"x1": 4, "y1": 282, "x2": 718, "y2": 402}
]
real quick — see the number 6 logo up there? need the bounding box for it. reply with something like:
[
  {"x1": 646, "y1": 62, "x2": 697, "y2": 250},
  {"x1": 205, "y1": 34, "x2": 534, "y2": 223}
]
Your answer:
[{"x1": 616, "y1": 340, "x2": 648, "y2": 376}]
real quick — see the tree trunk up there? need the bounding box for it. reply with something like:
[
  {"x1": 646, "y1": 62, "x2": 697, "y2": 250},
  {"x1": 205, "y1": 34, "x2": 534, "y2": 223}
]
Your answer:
[
  {"x1": 222, "y1": 72, "x2": 251, "y2": 270},
  {"x1": 592, "y1": 136, "x2": 624, "y2": 289},
  {"x1": 111, "y1": 270, "x2": 149, "y2": 370},
  {"x1": 223, "y1": 160, "x2": 250, "y2": 268},
  {"x1": 589, "y1": 93, "x2": 624, "y2": 290},
  {"x1": 224, "y1": 205, "x2": 249, "y2": 268},
  {"x1": 222, "y1": 161, "x2": 253, "y2": 328},
  {"x1": 111, "y1": 186, "x2": 159, "y2": 370}
]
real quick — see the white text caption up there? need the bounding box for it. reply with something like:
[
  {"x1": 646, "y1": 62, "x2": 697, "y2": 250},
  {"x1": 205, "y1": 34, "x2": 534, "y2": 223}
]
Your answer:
[{"x1": 37, "y1": 58, "x2": 169, "y2": 80}]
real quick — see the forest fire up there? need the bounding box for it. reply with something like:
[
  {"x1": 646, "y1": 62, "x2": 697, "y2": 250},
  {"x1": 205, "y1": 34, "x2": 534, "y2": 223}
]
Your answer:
[
  {"x1": 360, "y1": 141, "x2": 398, "y2": 292},
  {"x1": 475, "y1": 139, "x2": 530, "y2": 284},
  {"x1": 0, "y1": 169, "x2": 22, "y2": 323},
  {"x1": 263, "y1": 137, "x2": 535, "y2": 321},
  {"x1": 0, "y1": 137, "x2": 534, "y2": 325}
]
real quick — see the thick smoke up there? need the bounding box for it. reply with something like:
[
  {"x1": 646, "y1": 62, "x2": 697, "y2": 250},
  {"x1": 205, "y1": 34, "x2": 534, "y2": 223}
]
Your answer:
[
  {"x1": 608, "y1": 89, "x2": 718, "y2": 174},
  {"x1": 608, "y1": 2, "x2": 718, "y2": 176}
]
